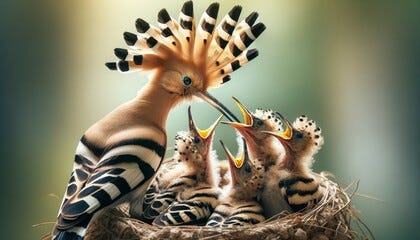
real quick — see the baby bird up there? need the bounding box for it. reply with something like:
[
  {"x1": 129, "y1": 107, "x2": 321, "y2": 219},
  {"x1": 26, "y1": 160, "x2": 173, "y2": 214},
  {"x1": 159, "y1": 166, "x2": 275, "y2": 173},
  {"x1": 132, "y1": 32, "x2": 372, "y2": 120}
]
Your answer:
[
  {"x1": 262, "y1": 114, "x2": 324, "y2": 216},
  {"x1": 152, "y1": 110, "x2": 221, "y2": 226},
  {"x1": 206, "y1": 139, "x2": 265, "y2": 227},
  {"x1": 142, "y1": 106, "x2": 222, "y2": 222},
  {"x1": 222, "y1": 97, "x2": 284, "y2": 169}
]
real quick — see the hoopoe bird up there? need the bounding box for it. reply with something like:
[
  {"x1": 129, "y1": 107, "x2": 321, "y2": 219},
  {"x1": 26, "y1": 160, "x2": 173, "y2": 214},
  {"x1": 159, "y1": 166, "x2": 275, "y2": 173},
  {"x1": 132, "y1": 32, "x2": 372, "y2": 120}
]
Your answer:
[
  {"x1": 262, "y1": 114, "x2": 324, "y2": 217},
  {"x1": 222, "y1": 97, "x2": 285, "y2": 169},
  {"x1": 141, "y1": 107, "x2": 222, "y2": 222},
  {"x1": 206, "y1": 140, "x2": 265, "y2": 227},
  {"x1": 52, "y1": 1, "x2": 265, "y2": 239}
]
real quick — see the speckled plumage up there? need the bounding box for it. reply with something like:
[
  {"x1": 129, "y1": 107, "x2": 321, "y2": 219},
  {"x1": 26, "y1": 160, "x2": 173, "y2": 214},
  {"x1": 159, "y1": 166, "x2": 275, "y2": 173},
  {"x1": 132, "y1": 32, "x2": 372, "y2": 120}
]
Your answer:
[
  {"x1": 223, "y1": 97, "x2": 285, "y2": 169},
  {"x1": 206, "y1": 140, "x2": 265, "y2": 227},
  {"x1": 142, "y1": 107, "x2": 221, "y2": 222},
  {"x1": 262, "y1": 115, "x2": 325, "y2": 217}
]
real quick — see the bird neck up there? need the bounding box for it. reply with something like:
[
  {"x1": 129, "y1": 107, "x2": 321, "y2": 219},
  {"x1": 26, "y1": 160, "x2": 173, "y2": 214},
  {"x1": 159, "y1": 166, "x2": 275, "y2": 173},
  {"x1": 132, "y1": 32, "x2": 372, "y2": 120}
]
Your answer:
[
  {"x1": 281, "y1": 149, "x2": 312, "y2": 174},
  {"x1": 132, "y1": 77, "x2": 180, "y2": 132}
]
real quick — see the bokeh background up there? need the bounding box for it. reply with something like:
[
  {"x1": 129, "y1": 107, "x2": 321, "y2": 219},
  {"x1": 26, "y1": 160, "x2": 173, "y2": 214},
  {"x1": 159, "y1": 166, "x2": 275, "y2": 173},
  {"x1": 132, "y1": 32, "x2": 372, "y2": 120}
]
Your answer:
[{"x1": 1, "y1": 0, "x2": 419, "y2": 239}]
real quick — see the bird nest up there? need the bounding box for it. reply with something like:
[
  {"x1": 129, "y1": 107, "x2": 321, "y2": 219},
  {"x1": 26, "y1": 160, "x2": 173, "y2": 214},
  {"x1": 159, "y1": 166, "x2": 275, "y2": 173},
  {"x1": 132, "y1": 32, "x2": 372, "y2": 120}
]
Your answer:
[{"x1": 85, "y1": 173, "x2": 372, "y2": 240}]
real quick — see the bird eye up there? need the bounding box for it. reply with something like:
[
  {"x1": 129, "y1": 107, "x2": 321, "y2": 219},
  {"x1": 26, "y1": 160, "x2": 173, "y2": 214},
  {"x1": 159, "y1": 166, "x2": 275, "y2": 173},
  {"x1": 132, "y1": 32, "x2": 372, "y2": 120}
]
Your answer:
[
  {"x1": 296, "y1": 132, "x2": 303, "y2": 139},
  {"x1": 254, "y1": 119, "x2": 264, "y2": 127},
  {"x1": 183, "y1": 76, "x2": 192, "y2": 86},
  {"x1": 245, "y1": 165, "x2": 252, "y2": 173},
  {"x1": 193, "y1": 136, "x2": 201, "y2": 144}
]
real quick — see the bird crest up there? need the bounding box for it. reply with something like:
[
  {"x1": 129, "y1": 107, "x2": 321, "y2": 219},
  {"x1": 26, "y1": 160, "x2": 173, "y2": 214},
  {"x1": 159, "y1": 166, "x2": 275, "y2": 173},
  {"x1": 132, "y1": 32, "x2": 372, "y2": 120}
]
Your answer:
[
  {"x1": 106, "y1": 1, "x2": 265, "y2": 90},
  {"x1": 291, "y1": 115, "x2": 324, "y2": 151}
]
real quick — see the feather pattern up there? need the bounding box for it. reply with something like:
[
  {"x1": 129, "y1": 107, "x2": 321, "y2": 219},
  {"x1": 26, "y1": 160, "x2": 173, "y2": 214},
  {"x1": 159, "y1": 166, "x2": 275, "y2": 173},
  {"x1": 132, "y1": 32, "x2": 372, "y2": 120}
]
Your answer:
[
  {"x1": 142, "y1": 107, "x2": 221, "y2": 223},
  {"x1": 106, "y1": 1, "x2": 265, "y2": 88},
  {"x1": 54, "y1": 137, "x2": 165, "y2": 239},
  {"x1": 206, "y1": 140, "x2": 265, "y2": 227}
]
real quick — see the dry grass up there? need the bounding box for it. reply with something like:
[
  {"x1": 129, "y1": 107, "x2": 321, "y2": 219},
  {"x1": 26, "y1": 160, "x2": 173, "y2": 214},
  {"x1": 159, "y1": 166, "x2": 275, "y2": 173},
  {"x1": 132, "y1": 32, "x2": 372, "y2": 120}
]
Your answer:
[{"x1": 85, "y1": 172, "x2": 373, "y2": 240}]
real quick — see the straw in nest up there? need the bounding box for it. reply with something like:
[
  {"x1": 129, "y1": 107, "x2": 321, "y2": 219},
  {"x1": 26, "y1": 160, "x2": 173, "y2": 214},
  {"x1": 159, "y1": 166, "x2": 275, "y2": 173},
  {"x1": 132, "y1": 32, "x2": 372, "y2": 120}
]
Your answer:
[{"x1": 85, "y1": 172, "x2": 373, "y2": 240}]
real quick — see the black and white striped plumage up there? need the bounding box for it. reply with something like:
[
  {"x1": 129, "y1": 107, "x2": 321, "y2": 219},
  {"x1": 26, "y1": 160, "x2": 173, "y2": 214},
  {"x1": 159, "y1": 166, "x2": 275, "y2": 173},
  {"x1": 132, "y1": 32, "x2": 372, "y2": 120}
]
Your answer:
[
  {"x1": 222, "y1": 97, "x2": 285, "y2": 169},
  {"x1": 54, "y1": 136, "x2": 165, "y2": 239},
  {"x1": 53, "y1": 1, "x2": 264, "y2": 238},
  {"x1": 262, "y1": 115, "x2": 324, "y2": 216},
  {"x1": 151, "y1": 110, "x2": 222, "y2": 226},
  {"x1": 142, "y1": 107, "x2": 222, "y2": 222},
  {"x1": 206, "y1": 140, "x2": 265, "y2": 227}
]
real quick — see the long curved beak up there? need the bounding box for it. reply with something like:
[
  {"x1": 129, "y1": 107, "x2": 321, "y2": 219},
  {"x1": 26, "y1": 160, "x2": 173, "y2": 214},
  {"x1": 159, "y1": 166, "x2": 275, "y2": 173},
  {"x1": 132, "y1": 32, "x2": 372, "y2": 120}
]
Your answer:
[
  {"x1": 195, "y1": 91, "x2": 240, "y2": 122},
  {"x1": 188, "y1": 106, "x2": 223, "y2": 140}
]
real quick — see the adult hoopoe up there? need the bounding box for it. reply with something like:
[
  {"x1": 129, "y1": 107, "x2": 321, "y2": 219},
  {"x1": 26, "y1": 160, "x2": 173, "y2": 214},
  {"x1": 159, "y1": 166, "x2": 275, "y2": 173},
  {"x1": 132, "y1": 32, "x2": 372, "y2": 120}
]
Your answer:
[
  {"x1": 52, "y1": 1, "x2": 265, "y2": 239},
  {"x1": 262, "y1": 115, "x2": 324, "y2": 217},
  {"x1": 141, "y1": 107, "x2": 222, "y2": 222},
  {"x1": 222, "y1": 97, "x2": 285, "y2": 169},
  {"x1": 206, "y1": 140, "x2": 265, "y2": 227}
]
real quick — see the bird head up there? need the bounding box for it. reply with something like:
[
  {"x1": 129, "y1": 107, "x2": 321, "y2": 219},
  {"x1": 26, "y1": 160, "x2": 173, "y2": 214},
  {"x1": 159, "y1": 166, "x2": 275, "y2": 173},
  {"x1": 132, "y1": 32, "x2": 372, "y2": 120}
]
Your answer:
[
  {"x1": 173, "y1": 107, "x2": 221, "y2": 183},
  {"x1": 220, "y1": 139, "x2": 264, "y2": 199},
  {"x1": 222, "y1": 97, "x2": 283, "y2": 157},
  {"x1": 106, "y1": 1, "x2": 265, "y2": 122},
  {"x1": 263, "y1": 114, "x2": 324, "y2": 170}
]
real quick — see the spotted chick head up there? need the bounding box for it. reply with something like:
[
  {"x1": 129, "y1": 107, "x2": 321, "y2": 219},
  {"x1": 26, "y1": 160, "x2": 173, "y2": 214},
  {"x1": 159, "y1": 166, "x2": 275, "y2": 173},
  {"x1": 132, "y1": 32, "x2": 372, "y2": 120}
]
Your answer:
[
  {"x1": 264, "y1": 114, "x2": 324, "y2": 172},
  {"x1": 220, "y1": 139, "x2": 264, "y2": 200}
]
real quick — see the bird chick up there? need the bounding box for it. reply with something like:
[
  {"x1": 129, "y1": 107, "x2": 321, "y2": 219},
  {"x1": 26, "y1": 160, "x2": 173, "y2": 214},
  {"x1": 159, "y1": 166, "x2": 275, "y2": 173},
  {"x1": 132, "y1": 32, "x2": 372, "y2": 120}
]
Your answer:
[
  {"x1": 206, "y1": 139, "x2": 265, "y2": 227},
  {"x1": 152, "y1": 109, "x2": 221, "y2": 226},
  {"x1": 222, "y1": 97, "x2": 284, "y2": 169},
  {"x1": 262, "y1": 114, "x2": 324, "y2": 216},
  {"x1": 142, "y1": 106, "x2": 222, "y2": 222}
]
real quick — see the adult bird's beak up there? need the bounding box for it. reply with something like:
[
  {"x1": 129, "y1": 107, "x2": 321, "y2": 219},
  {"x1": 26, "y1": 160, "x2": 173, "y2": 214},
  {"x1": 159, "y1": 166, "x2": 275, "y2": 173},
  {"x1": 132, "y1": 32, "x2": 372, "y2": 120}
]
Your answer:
[
  {"x1": 219, "y1": 140, "x2": 244, "y2": 184},
  {"x1": 194, "y1": 91, "x2": 240, "y2": 122},
  {"x1": 188, "y1": 106, "x2": 223, "y2": 141}
]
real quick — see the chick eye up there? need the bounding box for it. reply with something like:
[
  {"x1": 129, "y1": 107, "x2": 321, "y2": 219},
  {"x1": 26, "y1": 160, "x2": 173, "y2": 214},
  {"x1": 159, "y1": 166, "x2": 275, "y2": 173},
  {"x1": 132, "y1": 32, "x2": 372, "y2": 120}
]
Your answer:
[
  {"x1": 193, "y1": 136, "x2": 201, "y2": 144},
  {"x1": 245, "y1": 165, "x2": 252, "y2": 173},
  {"x1": 296, "y1": 132, "x2": 304, "y2": 139},
  {"x1": 183, "y1": 76, "x2": 192, "y2": 86},
  {"x1": 254, "y1": 119, "x2": 264, "y2": 127}
]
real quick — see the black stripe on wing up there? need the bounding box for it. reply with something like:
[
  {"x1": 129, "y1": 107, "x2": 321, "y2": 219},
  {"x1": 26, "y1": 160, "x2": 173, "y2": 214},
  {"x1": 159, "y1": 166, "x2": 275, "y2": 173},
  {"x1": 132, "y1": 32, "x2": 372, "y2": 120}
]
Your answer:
[
  {"x1": 81, "y1": 135, "x2": 104, "y2": 157},
  {"x1": 153, "y1": 201, "x2": 214, "y2": 226},
  {"x1": 59, "y1": 154, "x2": 156, "y2": 229},
  {"x1": 103, "y1": 138, "x2": 165, "y2": 157},
  {"x1": 279, "y1": 176, "x2": 314, "y2": 188}
]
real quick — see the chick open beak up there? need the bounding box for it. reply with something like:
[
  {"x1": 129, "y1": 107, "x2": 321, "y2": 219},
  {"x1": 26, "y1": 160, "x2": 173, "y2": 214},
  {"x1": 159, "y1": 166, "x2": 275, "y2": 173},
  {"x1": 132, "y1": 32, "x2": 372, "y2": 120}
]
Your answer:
[
  {"x1": 262, "y1": 113, "x2": 294, "y2": 145},
  {"x1": 194, "y1": 91, "x2": 239, "y2": 122},
  {"x1": 188, "y1": 106, "x2": 223, "y2": 140},
  {"x1": 221, "y1": 97, "x2": 255, "y2": 141},
  {"x1": 220, "y1": 140, "x2": 244, "y2": 184}
]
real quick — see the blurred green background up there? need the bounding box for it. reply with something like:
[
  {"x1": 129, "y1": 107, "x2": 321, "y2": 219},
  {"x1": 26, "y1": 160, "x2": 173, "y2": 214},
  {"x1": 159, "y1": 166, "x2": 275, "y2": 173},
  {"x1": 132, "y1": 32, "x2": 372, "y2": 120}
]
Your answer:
[{"x1": 1, "y1": 0, "x2": 419, "y2": 239}]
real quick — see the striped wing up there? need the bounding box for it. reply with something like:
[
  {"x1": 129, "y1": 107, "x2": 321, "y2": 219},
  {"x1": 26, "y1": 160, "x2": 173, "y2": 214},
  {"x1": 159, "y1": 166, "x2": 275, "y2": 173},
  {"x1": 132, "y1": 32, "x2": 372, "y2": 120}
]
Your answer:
[
  {"x1": 153, "y1": 186, "x2": 219, "y2": 226},
  {"x1": 55, "y1": 138, "x2": 165, "y2": 233},
  {"x1": 142, "y1": 174, "x2": 197, "y2": 220},
  {"x1": 280, "y1": 175, "x2": 322, "y2": 212},
  {"x1": 206, "y1": 202, "x2": 265, "y2": 227}
]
